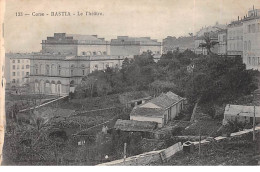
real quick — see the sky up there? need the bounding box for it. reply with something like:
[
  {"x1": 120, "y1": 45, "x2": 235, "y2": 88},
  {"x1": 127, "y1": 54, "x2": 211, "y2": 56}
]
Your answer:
[{"x1": 3, "y1": 0, "x2": 260, "y2": 53}]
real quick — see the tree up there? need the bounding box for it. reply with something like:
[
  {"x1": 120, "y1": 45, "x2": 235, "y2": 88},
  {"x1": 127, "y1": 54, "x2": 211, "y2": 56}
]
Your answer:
[{"x1": 199, "y1": 32, "x2": 219, "y2": 55}]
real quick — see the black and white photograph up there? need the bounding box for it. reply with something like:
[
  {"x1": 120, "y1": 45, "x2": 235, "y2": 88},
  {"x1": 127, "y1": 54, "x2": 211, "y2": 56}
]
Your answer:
[{"x1": 0, "y1": 0, "x2": 260, "y2": 167}]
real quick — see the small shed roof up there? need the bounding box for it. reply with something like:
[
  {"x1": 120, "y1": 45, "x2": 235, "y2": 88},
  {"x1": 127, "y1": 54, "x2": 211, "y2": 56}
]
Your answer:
[
  {"x1": 224, "y1": 104, "x2": 260, "y2": 118},
  {"x1": 148, "y1": 91, "x2": 183, "y2": 109},
  {"x1": 114, "y1": 119, "x2": 157, "y2": 132}
]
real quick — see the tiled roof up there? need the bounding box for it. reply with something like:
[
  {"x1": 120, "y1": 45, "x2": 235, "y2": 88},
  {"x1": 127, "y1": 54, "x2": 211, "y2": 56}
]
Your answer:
[
  {"x1": 130, "y1": 107, "x2": 165, "y2": 117},
  {"x1": 224, "y1": 104, "x2": 260, "y2": 117},
  {"x1": 114, "y1": 119, "x2": 157, "y2": 132},
  {"x1": 149, "y1": 92, "x2": 183, "y2": 109}
]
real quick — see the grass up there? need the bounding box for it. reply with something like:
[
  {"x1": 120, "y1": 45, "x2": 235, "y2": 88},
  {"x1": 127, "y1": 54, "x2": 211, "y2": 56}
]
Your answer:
[
  {"x1": 182, "y1": 120, "x2": 222, "y2": 136},
  {"x1": 151, "y1": 132, "x2": 260, "y2": 166},
  {"x1": 58, "y1": 94, "x2": 123, "y2": 111}
]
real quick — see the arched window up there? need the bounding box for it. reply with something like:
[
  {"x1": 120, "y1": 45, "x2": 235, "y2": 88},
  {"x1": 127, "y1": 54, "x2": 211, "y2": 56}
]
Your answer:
[
  {"x1": 51, "y1": 64, "x2": 55, "y2": 75},
  {"x1": 81, "y1": 64, "x2": 85, "y2": 75},
  {"x1": 71, "y1": 64, "x2": 75, "y2": 76},
  {"x1": 46, "y1": 65, "x2": 50, "y2": 75},
  {"x1": 57, "y1": 64, "x2": 61, "y2": 76},
  {"x1": 86, "y1": 51, "x2": 92, "y2": 56},
  {"x1": 97, "y1": 51, "x2": 102, "y2": 55},
  {"x1": 35, "y1": 64, "x2": 38, "y2": 74},
  {"x1": 253, "y1": 57, "x2": 256, "y2": 65}
]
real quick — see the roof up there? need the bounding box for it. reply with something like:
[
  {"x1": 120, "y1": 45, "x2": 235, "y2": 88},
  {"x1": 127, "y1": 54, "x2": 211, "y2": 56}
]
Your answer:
[
  {"x1": 5, "y1": 53, "x2": 33, "y2": 59},
  {"x1": 111, "y1": 36, "x2": 161, "y2": 45},
  {"x1": 130, "y1": 107, "x2": 165, "y2": 117},
  {"x1": 224, "y1": 104, "x2": 260, "y2": 118},
  {"x1": 148, "y1": 92, "x2": 183, "y2": 109},
  {"x1": 67, "y1": 34, "x2": 105, "y2": 41},
  {"x1": 130, "y1": 91, "x2": 183, "y2": 118},
  {"x1": 114, "y1": 119, "x2": 157, "y2": 132}
]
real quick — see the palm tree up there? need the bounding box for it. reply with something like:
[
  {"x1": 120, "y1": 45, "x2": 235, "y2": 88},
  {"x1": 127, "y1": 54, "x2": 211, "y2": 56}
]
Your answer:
[{"x1": 199, "y1": 32, "x2": 219, "y2": 55}]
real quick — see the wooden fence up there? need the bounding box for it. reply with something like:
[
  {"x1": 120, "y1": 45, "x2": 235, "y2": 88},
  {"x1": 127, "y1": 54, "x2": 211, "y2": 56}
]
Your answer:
[{"x1": 97, "y1": 142, "x2": 182, "y2": 166}]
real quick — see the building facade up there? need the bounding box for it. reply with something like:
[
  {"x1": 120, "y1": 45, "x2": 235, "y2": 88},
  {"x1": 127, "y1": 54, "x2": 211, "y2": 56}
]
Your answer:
[
  {"x1": 227, "y1": 20, "x2": 243, "y2": 56},
  {"x1": 5, "y1": 53, "x2": 31, "y2": 87},
  {"x1": 30, "y1": 54, "x2": 123, "y2": 96},
  {"x1": 243, "y1": 13, "x2": 260, "y2": 70},
  {"x1": 41, "y1": 33, "x2": 110, "y2": 56},
  {"x1": 217, "y1": 30, "x2": 227, "y2": 55}
]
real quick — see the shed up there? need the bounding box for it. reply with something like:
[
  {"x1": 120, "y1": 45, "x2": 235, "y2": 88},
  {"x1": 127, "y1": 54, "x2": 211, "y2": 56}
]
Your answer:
[{"x1": 223, "y1": 104, "x2": 260, "y2": 125}]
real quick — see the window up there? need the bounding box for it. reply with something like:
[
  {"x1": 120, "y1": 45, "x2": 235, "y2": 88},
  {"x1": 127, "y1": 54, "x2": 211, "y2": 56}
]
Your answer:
[
  {"x1": 248, "y1": 57, "x2": 251, "y2": 64},
  {"x1": 12, "y1": 65, "x2": 15, "y2": 69},
  {"x1": 82, "y1": 70, "x2": 85, "y2": 75},
  {"x1": 103, "y1": 51, "x2": 107, "y2": 55},
  {"x1": 12, "y1": 79, "x2": 15, "y2": 83},
  {"x1": 258, "y1": 23, "x2": 260, "y2": 32},
  {"x1": 18, "y1": 60, "x2": 20, "y2": 63},
  {"x1": 248, "y1": 40, "x2": 251, "y2": 51},
  {"x1": 16, "y1": 79, "x2": 19, "y2": 83},
  {"x1": 26, "y1": 65, "x2": 29, "y2": 69},
  {"x1": 17, "y1": 72, "x2": 20, "y2": 76},
  {"x1": 17, "y1": 65, "x2": 19, "y2": 69},
  {"x1": 244, "y1": 41, "x2": 247, "y2": 51},
  {"x1": 12, "y1": 72, "x2": 15, "y2": 76},
  {"x1": 252, "y1": 24, "x2": 256, "y2": 33},
  {"x1": 82, "y1": 52, "x2": 86, "y2": 55},
  {"x1": 22, "y1": 71, "x2": 24, "y2": 76},
  {"x1": 71, "y1": 64, "x2": 74, "y2": 76},
  {"x1": 26, "y1": 72, "x2": 29, "y2": 76},
  {"x1": 12, "y1": 60, "x2": 15, "y2": 63},
  {"x1": 258, "y1": 57, "x2": 260, "y2": 65},
  {"x1": 36, "y1": 69, "x2": 38, "y2": 74},
  {"x1": 93, "y1": 51, "x2": 96, "y2": 55},
  {"x1": 46, "y1": 65, "x2": 50, "y2": 75},
  {"x1": 253, "y1": 57, "x2": 256, "y2": 65},
  {"x1": 58, "y1": 65, "x2": 61, "y2": 75},
  {"x1": 22, "y1": 65, "x2": 24, "y2": 69},
  {"x1": 248, "y1": 25, "x2": 251, "y2": 33}
]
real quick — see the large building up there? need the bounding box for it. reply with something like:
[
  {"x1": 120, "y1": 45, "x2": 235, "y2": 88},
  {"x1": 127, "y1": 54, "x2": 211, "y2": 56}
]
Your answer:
[
  {"x1": 227, "y1": 20, "x2": 244, "y2": 56},
  {"x1": 41, "y1": 33, "x2": 110, "y2": 56},
  {"x1": 5, "y1": 53, "x2": 31, "y2": 87},
  {"x1": 243, "y1": 9, "x2": 260, "y2": 70},
  {"x1": 29, "y1": 33, "x2": 126, "y2": 95},
  {"x1": 217, "y1": 29, "x2": 227, "y2": 55},
  {"x1": 30, "y1": 54, "x2": 123, "y2": 95},
  {"x1": 162, "y1": 36, "x2": 195, "y2": 53}
]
